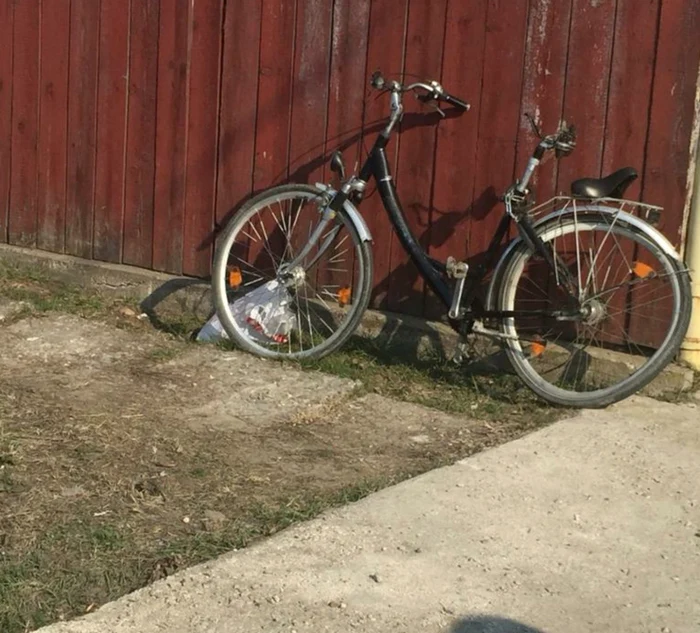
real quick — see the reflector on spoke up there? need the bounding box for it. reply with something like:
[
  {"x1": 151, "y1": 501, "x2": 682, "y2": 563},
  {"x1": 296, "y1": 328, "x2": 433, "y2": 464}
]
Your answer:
[
  {"x1": 338, "y1": 286, "x2": 351, "y2": 307},
  {"x1": 228, "y1": 266, "x2": 242, "y2": 288},
  {"x1": 531, "y1": 340, "x2": 546, "y2": 358},
  {"x1": 632, "y1": 261, "x2": 655, "y2": 279}
]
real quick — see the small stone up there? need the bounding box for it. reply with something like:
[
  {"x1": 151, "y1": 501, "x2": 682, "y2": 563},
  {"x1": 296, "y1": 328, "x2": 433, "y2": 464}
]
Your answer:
[
  {"x1": 60, "y1": 485, "x2": 87, "y2": 497},
  {"x1": 118, "y1": 306, "x2": 137, "y2": 318},
  {"x1": 661, "y1": 627, "x2": 671, "y2": 633},
  {"x1": 369, "y1": 573, "x2": 381, "y2": 584},
  {"x1": 203, "y1": 509, "x2": 227, "y2": 529}
]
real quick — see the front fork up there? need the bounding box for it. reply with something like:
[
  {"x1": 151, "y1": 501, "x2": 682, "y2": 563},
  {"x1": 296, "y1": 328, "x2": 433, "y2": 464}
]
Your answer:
[{"x1": 278, "y1": 184, "x2": 354, "y2": 280}]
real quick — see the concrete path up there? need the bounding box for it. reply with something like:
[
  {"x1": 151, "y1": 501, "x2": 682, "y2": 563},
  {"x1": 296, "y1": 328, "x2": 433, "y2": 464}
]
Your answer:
[{"x1": 40, "y1": 396, "x2": 700, "y2": 633}]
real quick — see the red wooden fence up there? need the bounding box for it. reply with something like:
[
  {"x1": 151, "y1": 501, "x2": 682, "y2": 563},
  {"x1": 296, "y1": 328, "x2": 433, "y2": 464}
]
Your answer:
[{"x1": 1, "y1": 0, "x2": 699, "y2": 318}]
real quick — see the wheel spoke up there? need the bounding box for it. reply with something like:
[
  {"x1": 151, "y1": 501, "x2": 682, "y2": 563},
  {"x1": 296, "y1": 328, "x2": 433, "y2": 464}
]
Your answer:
[
  {"x1": 214, "y1": 189, "x2": 366, "y2": 359},
  {"x1": 500, "y1": 216, "x2": 683, "y2": 403}
]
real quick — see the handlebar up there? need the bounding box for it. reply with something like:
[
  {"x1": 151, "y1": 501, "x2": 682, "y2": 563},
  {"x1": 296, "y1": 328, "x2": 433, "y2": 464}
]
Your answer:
[{"x1": 370, "y1": 71, "x2": 470, "y2": 113}]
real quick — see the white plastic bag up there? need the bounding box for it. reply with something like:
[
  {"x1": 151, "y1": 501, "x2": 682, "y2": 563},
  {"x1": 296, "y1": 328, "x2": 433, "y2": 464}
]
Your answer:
[{"x1": 197, "y1": 280, "x2": 297, "y2": 345}]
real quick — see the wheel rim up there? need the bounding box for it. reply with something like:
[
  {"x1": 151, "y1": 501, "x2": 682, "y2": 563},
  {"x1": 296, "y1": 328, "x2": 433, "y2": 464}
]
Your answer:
[
  {"x1": 217, "y1": 189, "x2": 366, "y2": 358},
  {"x1": 500, "y1": 219, "x2": 683, "y2": 400}
]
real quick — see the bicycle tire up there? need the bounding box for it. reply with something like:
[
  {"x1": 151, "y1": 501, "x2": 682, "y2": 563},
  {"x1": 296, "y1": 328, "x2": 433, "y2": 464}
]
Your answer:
[
  {"x1": 212, "y1": 184, "x2": 374, "y2": 361},
  {"x1": 494, "y1": 213, "x2": 692, "y2": 408}
]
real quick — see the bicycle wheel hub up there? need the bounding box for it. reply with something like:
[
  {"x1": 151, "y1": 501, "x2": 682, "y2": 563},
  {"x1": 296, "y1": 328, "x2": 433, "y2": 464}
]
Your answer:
[
  {"x1": 580, "y1": 298, "x2": 607, "y2": 326},
  {"x1": 279, "y1": 265, "x2": 306, "y2": 289}
]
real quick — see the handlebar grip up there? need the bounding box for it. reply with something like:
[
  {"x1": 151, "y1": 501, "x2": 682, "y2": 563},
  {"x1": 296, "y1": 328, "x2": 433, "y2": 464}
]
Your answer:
[{"x1": 442, "y1": 93, "x2": 470, "y2": 112}]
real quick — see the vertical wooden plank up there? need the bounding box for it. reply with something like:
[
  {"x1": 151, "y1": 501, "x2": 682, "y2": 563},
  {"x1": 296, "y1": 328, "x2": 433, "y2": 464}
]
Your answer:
[
  {"x1": 37, "y1": 0, "x2": 70, "y2": 253},
  {"x1": 325, "y1": 0, "x2": 371, "y2": 180},
  {"x1": 66, "y1": 0, "x2": 100, "y2": 259},
  {"x1": 93, "y1": 0, "x2": 130, "y2": 262},
  {"x1": 469, "y1": 0, "x2": 530, "y2": 256},
  {"x1": 361, "y1": 0, "x2": 409, "y2": 310},
  {"x1": 123, "y1": 0, "x2": 159, "y2": 268},
  {"x1": 182, "y1": 0, "x2": 223, "y2": 277},
  {"x1": 516, "y1": 0, "x2": 573, "y2": 203},
  {"x1": 0, "y1": 0, "x2": 14, "y2": 243},
  {"x1": 556, "y1": 0, "x2": 617, "y2": 193},
  {"x1": 253, "y1": 0, "x2": 297, "y2": 190},
  {"x1": 599, "y1": 0, "x2": 659, "y2": 347},
  {"x1": 9, "y1": 0, "x2": 40, "y2": 247},
  {"x1": 642, "y1": 0, "x2": 700, "y2": 247},
  {"x1": 285, "y1": 0, "x2": 332, "y2": 295},
  {"x1": 601, "y1": 0, "x2": 660, "y2": 199},
  {"x1": 215, "y1": 0, "x2": 261, "y2": 226},
  {"x1": 634, "y1": 0, "x2": 700, "y2": 347},
  {"x1": 287, "y1": 0, "x2": 333, "y2": 187},
  {"x1": 318, "y1": 0, "x2": 371, "y2": 306},
  {"x1": 387, "y1": 0, "x2": 448, "y2": 316},
  {"x1": 152, "y1": 0, "x2": 189, "y2": 274},
  {"x1": 428, "y1": 0, "x2": 488, "y2": 301}
]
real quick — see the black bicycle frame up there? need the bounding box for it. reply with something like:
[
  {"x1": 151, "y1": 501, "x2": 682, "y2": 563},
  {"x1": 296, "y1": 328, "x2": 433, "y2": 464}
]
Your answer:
[{"x1": 352, "y1": 134, "x2": 537, "y2": 329}]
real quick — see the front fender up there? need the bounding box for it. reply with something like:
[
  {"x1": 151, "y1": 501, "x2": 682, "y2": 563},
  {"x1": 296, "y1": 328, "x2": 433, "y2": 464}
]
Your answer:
[
  {"x1": 314, "y1": 183, "x2": 373, "y2": 243},
  {"x1": 485, "y1": 204, "x2": 683, "y2": 310}
]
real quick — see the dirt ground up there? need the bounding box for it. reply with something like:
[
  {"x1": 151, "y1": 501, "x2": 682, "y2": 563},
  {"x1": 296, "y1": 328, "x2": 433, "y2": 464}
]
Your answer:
[{"x1": 0, "y1": 268, "x2": 563, "y2": 632}]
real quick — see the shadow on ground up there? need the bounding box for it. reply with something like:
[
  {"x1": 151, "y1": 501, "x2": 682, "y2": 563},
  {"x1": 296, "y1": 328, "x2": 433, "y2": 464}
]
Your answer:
[{"x1": 451, "y1": 615, "x2": 548, "y2": 633}]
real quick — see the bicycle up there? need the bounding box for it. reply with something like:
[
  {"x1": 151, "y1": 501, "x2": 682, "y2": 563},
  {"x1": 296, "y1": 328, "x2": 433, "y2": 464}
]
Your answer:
[{"x1": 212, "y1": 71, "x2": 692, "y2": 408}]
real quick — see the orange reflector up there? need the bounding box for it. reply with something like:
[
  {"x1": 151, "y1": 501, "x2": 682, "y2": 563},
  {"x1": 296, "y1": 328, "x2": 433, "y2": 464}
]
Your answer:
[
  {"x1": 531, "y1": 341, "x2": 546, "y2": 358},
  {"x1": 632, "y1": 261, "x2": 654, "y2": 279},
  {"x1": 228, "y1": 266, "x2": 242, "y2": 288},
  {"x1": 338, "y1": 286, "x2": 351, "y2": 306}
]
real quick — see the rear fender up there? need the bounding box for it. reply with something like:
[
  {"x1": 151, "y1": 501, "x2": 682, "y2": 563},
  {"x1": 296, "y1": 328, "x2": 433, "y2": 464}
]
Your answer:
[{"x1": 485, "y1": 204, "x2": 683, "y2": 309}]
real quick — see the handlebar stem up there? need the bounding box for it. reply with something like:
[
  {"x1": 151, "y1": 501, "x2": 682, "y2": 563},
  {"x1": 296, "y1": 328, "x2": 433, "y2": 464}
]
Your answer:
[{"x1": 381, "y1": 90, "x2": 404, "y2": 138}]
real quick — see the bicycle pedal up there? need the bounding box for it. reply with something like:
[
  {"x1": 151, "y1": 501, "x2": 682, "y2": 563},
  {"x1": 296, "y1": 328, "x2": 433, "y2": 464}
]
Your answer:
[
  {"x1": 446, "y1": 256, "x2": 468, "y2": 279},
  {"x1": 446, "y1": 257, "x2": 469, "y2": 320}
]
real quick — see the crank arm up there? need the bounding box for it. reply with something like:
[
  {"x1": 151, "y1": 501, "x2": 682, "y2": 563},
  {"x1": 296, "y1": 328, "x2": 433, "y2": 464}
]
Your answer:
[{"x1": 472, "y1": 321, "x2": 519, "y2": 341}]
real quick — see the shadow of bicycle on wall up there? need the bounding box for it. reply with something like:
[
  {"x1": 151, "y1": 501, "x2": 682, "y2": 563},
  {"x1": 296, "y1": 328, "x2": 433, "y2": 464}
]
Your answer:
[{"x1": 450, "y1": 615, "x2": 549, "y2": 633}]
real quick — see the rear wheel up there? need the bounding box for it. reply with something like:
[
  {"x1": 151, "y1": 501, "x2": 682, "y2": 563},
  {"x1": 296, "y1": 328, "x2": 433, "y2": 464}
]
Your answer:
[
  {"x1": 212, "y1": 184, "x2": 373, "y2": 360},
  {"x1": 495, "y1": 213, "x2": 692, "y2": 408}
]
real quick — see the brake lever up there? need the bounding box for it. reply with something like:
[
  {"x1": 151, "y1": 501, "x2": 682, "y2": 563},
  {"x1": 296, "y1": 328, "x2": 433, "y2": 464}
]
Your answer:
[{"x1": 415, "y1": 91, "x2": 445, "y2": 118}]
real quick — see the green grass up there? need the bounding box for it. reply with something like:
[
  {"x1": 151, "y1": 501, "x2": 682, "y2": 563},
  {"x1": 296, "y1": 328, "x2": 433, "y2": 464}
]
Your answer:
[
  {"x1": 146, "y1": 346, "x2": 182, "y2": 362},
  {"x1": 0, "y1": 479, "x2": 390, "y2": 633},
  {"x1": 295, "y1": 336, "x2": 553, "y2": 422},
  {"x1": 0, "y1": 261, "x2": 108, "y2": 317}
]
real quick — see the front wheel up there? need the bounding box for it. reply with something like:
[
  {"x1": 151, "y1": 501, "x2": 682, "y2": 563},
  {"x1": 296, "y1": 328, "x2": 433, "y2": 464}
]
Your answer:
[
  {"x1": 494, "y1": 213, "x2": 692, "y2": 408},
  {"x1": 213, "y1": 184, "x2": 373, "y2": 361}
]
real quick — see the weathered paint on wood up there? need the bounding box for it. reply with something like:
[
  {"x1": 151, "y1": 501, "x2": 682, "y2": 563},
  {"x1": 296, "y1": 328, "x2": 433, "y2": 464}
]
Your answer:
[
  {"x1": 0, "y1": 0, "x2": 13, "y2": 243},
  {"x1": 93, "y1": 0, "x2": 130, "y2": 262},
  {"x1": 37, "y1": 0, "x2": 71, "y2": 253},
  {"x1": 9, "y1": 0, "x2": 40, "y2": 247},
  {"x1": 123, "y1": 0, "x2": 160, "y2": 269},
  {"x1": 65, "y1": 0, "x2": 100, "y2": 259},
  {"x1": 2, "y1": 0, "x2": 699, "y2": 336}
]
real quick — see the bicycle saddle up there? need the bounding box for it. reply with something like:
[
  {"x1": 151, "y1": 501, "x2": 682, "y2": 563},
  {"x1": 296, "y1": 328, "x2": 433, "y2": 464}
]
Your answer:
[{"x1": 571, "y1": 167, "x2": 638, "y2": 199}]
